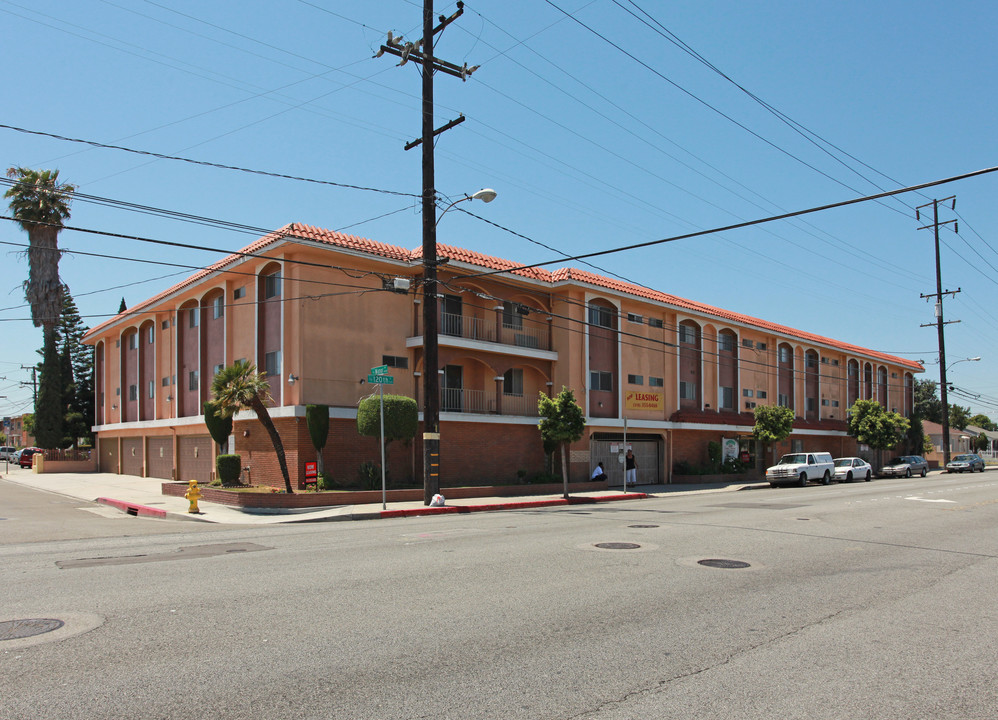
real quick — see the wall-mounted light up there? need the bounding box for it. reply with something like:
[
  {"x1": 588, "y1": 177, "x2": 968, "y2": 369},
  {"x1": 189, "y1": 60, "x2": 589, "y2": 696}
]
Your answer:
[
  {"x1": 111, "y1": 403, "x2": 118, "y2": 410},
  {"x1": 288, "y1": 373, "x2": 298, "y2": 384},
  {"x1": 166, "y1": 395, "x2": 173, "y2": 403}
]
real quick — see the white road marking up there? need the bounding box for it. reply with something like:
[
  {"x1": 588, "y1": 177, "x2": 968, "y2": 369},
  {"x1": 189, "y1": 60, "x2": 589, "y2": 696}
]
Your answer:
[{"x1": 905, "y1": 496, "x2": 957, "y2": 504}]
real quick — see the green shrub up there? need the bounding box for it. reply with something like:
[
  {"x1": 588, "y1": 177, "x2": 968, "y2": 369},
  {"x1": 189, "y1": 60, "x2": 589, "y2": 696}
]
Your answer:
[
  {"x1": 528, "y1": 471, "x2": 561, "y2": 485},
  {"x1": 358, "y1": 461, "x2": 382, "y2": 490},
  {"x1": 673, "y1": 460, "x2": 695, "y2": 475},
  {"x1": 317, "y1": 471, "x2": 335, "y2": 491},
  {"x1": 216, "y1": 454, "x2": 242, "y2": 486}
]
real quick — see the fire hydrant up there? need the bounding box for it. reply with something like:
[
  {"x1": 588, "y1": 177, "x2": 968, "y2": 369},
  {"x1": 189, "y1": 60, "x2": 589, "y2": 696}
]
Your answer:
[{"x1": 184, "y1": 479, "x2": 201, "y2": 514}]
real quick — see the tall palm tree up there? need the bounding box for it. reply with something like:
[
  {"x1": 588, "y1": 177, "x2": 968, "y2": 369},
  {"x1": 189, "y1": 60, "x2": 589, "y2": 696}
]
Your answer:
[
  {"x1": 4, "y1": 167, "x2": 76, "y2": 335},
  {"x1": 211, "y1": 360, "x2": 293, "y2": 493},
  {"x1": 5, "y1": 167, "x2": 76, "y2": 448}
]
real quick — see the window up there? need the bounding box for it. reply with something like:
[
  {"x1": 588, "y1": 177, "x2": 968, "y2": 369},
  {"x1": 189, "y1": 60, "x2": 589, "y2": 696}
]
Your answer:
[
  {"x1": 832, "y1": 400, "x2": 839, "y2": 407},
  {"x1": 115, "y1": 387, "x2": 121, "y2": 396},
  {"x1": 263, "y1": 272, "x2": 281, "y2": 299},
  {"x1": 757, "y1": 343, "x2": 767, "y2": 351},
  {"x1": 720, "y1": 386, "x2": 735, "y2": 410},
  {"x1": 128, "y1": 384, "x2": 137, "y2": 401},
  {"x1": 742, "y1": 339, "x2": 754, "y2": 349},
  {"x1": 148, "y1": 327, "x2": 154, "y2": 344},
  {"x1": 627, "y1": 374, "x2": 644, "y2": 385},
  {"x1": 148, "y1": 381, "x2": 155, "y2": 399},
  {"x1": 502, "y1": 301, "x2": 523, "y2": 330},
  {"x1": 806, "y1": 353, "x2": 818, "y2": 368},
  {"x1": 680, "y1": 381, "x2": 696, "y2": 400},
  {"x1": 383, "y1": 355, "x2": 408, "y2": 369},
  {"x1": 891, "y1": 372, "x2": 898, "y2": 378},
  {"x1": 648, "y1": 318, "x2": 663, "y2": 329},
  {"x1": 264, "y1": 351, "x2": 281, "y2": 377},
  {"x1": 161, "y1": 320, "x2": 169, "y2": 330},
  {"x1": 648, "y1": 377, "x2": 664, "y2": 387},
  {"x1": 626, "y1": 313, "x2": 643, "y2": 324},
  {"x1": 590, "y1": 371, "x2": 613, "y2": 391},
  {"x1": 718, "y1": 333, "x2": 736, "y2": 352},
  {"x1": 588, "y1": 305, "x2": 613, "y2": 328},
  {"x1": 806, "y1": 398, "x2": 816, "y2": 411},
  {"x1": 213, "y1": 296, "x2": 224, "y2": 319},
  {"x1": 679, "y1": 324, "x2": 697, "y2": 344},
  {"x1": 115, "y1": 340, "x2": 120, "y2": 348},
  {"x1": 189, "y1": 308, "x2": 199, "y2": 328},
  {"x1": 503, "y1": 368, "x2": 523, "y2": 396},
  {"x1": 128, "y1": 333, "x2": 137, "y2": 350},
  {"x1": 779, "y1": 346, "x2": 792, "y2": 363},
  {"x1": 745, "y1": 401, "x2": 756, "y2": 410},
  {"x1": 188, "y1": 371, "x2": 199, "y2": 392},
  {"x1": 822, "y1": 399, "x2": 830, "y2": 406},
  {"x1": 792, "y1": 439, "x2": 804, "y2": 453},
  {"x1": 162, "y1": 377, "x2": 169, "y2": 387},
  {"x1": 821, "y1": 357, "x2": 829, "y2": 364},
  {"x1": 233, "y1": 286, "x2": 246, "y2": 300},
  {"x1": 743, "y1": 389, "x2": 754, "y2": 397},
  {"x1": 757, "y1": 390, "x2": 767, "y2": 399},
  {"x1": 213, "y1": 364, "x2": 224, "y2": 378},
  {"x1": 778, "y1": 393, "x2": 790, "y2": 407}
]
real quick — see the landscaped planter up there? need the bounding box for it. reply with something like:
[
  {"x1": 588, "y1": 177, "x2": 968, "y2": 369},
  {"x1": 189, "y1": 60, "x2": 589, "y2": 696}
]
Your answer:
[{"x1": 161, "y1": 480, "x2": 609, "y2": 509}]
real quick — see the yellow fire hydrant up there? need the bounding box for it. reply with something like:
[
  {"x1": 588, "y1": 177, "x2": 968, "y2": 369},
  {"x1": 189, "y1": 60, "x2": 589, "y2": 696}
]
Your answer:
[{"x1": 184, "y1": 479, "x2": 201, "y2": 514}]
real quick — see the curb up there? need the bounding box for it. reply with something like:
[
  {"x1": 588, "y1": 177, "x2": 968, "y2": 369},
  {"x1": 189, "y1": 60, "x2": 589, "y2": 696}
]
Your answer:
[
  {"x1": 95, "y1": 497, "x2": 167, "y2": 519},
  {"x1": 377, "y1": 492, "x2": 649, "y2": 519}
]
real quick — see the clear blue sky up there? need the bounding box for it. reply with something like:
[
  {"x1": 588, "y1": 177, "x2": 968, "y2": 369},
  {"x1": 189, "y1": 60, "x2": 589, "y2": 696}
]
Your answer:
[{"x1": 2, "y1": 0, "x2": 997, "y2": 421}]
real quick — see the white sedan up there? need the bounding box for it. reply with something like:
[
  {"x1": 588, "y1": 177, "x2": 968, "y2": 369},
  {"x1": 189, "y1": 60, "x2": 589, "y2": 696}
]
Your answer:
[{"x1": 833, "y1": 457, "x2": 872, "y2": 483}]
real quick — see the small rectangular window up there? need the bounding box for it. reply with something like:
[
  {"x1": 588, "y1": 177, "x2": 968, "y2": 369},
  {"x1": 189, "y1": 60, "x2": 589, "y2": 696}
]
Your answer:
[
  {"x1": 779, "y1": 347, "x2": 792, "y2": 363},
  {"x1": 806, "y1": 398, "x2": 816, "y2": 411},
  {"x1": 792, "y1": 439, "x2": 804, "y2": 453},
  {"x1": 757, "y1": 390, "x2": 767, "y2": 399},
  {"x1": 264, "y1": 351, "x2": 281, "y2": 377},
  {"x1": 626, "y1": 313, "x2": 643, "y2": 324},
  {"x1": 742, "y1": 339, "x2": 754, "y2": 348},
  {"x1": 743, "y1": 389, "x2": 754, "y2": 397},
  {"x1": 383, "y1": 355, "x2": 408, "y2": 369},
  {"x1": 189, "y1": 371, "x2": 199, "y2": 392},
  {"x1": 627, "y1": 374, "x2": 644, "y2": 385},
  {"x1": 679, "y1": 325, "x2": 696, "y2": 344},
  {"x1": 680, "y1": 381, "x2": 697, "y2": 400},
  {"x1": 115, "y1": 387, "x2": 121, "y2": 396},
  {"x1": 128, "y1": 334, "x2": 137, "y2": 350},
  {"x1": 161, "y1": 320, "x2": 169, "y2": 330},
  {"x1": 502, "y1": 301, "x2": 524, "y2": 330},
  {"x1": 891, "y1": 372, "x2": 898, "y2": 378},
  {"x1": 757, "y1": 343, "x2": 767, "y2": 351},
  {"x1": 821, "y1": 398, "x2": 830, "y2": 406},
  {"x1": 213, "y1": 296, "x2": 224, "y2": 319},
  {"x1": 503, "y1": 368, "x2": 523, "y2": 397},
  {"x1": 189, "y1": 308, "x2": 199, "y2": 328},
  {"x1": 778, "y1": 393, "x2": 790, "y2": 407},
  {"x1": 588, "y1": 305, "x2": 613, "y2": 328},
  {"x1": 831, "y1": 359, "x2": 839, "y2": 366},
  {"x1": 213, "y1": 364, "x2": 224, "y2": 378},
  {"x1": 648, "y1": 377, "x2": 664, "y2": 387},
  {"x1": 148, "y1": 381, "x2": 155, "y2": 399},
  {"x1": 590, "y1": 371, "x2": 613, "y2": 392},
  {"x1": 263, "y1": 273, "x2": 282, "y2": 299},
  {"x1": 832, "y1": 400, "x2": 840, "y2": 407},
  {"x1": 148, "y1": 327, "x2": 154, "y2": 344},
  {"x1": 745, "y1": 401, "x2": 756, "y2": 409},
  {"x1": 720, "y1": 386, "x2": 735, "y2": 410},
  {"x1": 162, "y1": 377, "x2": 169, "y2": 387},
  {"x1": 718, "y1": 334, "x2": 735, "y2": 352},
  {"x1": 648, "y1": 318, "x2": 663, "y2": 329},
  {"x1": 821, "y1": 357, "x2": 830, "y2": 364},
  {"x1": 128, "y1": 384, "x2": 137, "y2": 401},
  {"x1": 233, "y1": 286, "x2": 246, "y2": 300}
]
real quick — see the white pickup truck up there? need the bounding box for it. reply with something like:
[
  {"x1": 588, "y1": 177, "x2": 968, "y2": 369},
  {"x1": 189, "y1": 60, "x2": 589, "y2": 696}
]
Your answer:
[{"x1": 766, "y1": 452, "x2": 835, "y2": 487}]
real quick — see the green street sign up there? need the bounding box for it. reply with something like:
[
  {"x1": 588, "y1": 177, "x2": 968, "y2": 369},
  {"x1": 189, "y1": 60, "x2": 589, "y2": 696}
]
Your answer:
[
  {"x1": 367, "y1": 374, "x2": 394, "y2": 385},
  {"x1": 370, "y1": 365, "x2": 389, "y2": 376}
]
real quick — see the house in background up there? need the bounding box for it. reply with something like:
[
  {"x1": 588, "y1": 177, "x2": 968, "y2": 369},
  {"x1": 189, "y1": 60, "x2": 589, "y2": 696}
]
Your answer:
[
  {"x1": 82, "y1": 223, "x2": 923, "y2": 489},
  {"x1": 921, "y1": 420, "x2": 974, "y2": 467}
]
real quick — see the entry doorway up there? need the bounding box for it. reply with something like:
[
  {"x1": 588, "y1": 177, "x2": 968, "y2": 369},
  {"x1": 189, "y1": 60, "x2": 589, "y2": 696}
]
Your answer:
[{"x1": 590, "y1": 433, "x2": 663, "y2": 486}]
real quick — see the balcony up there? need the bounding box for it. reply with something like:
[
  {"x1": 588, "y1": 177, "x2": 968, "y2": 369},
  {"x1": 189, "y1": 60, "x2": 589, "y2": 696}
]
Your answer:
[
  {"x1": 410, "y1": 311, "x2": 553, "y2": 354},
  {"x1": 440, "y1": 387, "x2": 539, "y2": 417}
]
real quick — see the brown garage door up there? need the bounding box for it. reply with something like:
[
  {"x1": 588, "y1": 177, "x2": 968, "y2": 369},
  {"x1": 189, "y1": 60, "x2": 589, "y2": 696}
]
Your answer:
[
  {"x1": 177, "y1": 436, "x2": 213, "y2": 484},
  {"x1": 99, "y1": 437, "x2": 118, "y2": 473},
  {"x1": 147, "y1": 437, "x2": 174, "y2": 480},
  {"x1": 121, "y1": 437, "x2": 144, "y2": 477}
]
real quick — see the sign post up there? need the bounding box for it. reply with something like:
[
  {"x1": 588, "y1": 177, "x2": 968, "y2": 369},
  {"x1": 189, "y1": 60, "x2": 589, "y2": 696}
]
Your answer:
[{"x1": 370, "y1": 365, "x2": 393, "y2": 509}]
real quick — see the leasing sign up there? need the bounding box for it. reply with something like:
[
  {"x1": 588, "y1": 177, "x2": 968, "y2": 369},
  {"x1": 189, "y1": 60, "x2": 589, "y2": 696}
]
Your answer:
[{"x1": 624, "y1": 391, "x2": 664, "y2": 412}]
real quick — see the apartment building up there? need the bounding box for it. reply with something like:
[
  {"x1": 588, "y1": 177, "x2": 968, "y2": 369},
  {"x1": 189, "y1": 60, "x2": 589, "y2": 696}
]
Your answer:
[{"x1": 83, "y1": 223, "x2": 923, "y2": 489}]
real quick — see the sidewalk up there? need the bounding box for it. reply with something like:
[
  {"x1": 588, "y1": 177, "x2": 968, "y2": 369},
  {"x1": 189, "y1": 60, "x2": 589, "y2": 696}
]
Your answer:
[{"x1": 0, "y1": 464, "x2": 766, "y2": 524}]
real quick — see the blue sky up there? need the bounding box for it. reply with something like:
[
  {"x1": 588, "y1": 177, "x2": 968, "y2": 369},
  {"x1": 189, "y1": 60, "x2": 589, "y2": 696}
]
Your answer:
[{"x1": 2, "y1": 0, "x2": 997, "y2": 421}]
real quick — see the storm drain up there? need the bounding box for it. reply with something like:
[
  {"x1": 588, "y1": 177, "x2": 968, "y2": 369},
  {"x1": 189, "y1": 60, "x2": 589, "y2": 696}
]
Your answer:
[
  {"x1": 628, "y1": 524, "x2": 659, "y2": 529},
  {"x1": 594, "y1": 542, "x2": 641, "y2": 550},
  {"x1": 0, "y1": 619, "x2": 65, "y2": 641},
  {"x1": 698, "y1": 559, "x2": 751, "y2": 569}
]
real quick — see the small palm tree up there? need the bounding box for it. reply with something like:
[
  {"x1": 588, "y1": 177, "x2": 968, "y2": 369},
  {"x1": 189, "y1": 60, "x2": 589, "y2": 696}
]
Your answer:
[{"x1": 211, "y1": 361, "x2": 293, "y2": 493}]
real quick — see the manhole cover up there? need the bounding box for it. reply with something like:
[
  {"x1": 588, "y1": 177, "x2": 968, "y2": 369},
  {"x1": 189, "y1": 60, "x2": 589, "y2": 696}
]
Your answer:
[
  {"x1": 628, "y1": 524, "x2": 659, "y2": 528},
  {"x1": 0, "y1": 619, "x2": 65, "y2": 641},
  {"x1": 697, "y1": 559, "x2": 751, "y2": 569},
  {"x1": 594, "y1": 542, "x2": 641, "y2": 550}
]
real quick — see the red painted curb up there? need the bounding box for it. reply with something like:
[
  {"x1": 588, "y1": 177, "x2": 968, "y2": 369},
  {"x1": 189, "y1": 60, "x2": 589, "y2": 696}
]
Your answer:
[
  {"x1": 96, "y1": 497, "x2": 168, "y2": 519},
  {"x1": 379, "y1": 493, "x2": 648, "y2": 518}
]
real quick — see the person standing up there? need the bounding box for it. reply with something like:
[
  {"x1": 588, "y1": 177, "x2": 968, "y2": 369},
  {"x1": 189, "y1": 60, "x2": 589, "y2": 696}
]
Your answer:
[{"x1": 625, "y1": 449, "x2": 638, "y2": 487}]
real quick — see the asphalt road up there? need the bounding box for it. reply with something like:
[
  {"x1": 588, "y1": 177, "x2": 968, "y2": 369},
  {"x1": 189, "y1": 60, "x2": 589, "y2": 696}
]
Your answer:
[{"x1": 2, "y1": 473, "x2": 996, "y2": 719}]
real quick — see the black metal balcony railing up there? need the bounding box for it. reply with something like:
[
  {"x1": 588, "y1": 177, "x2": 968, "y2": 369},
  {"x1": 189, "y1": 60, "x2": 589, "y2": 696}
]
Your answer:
[
  {"x1": 440, "y1": 388, "x2": 539, "y2": 417},
  {"x1": 437, "y1": 312, "x2": 549, "y2": 351}
]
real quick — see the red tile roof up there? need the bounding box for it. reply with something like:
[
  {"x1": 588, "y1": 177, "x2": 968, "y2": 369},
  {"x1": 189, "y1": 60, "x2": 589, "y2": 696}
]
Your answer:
[{"x1": 81, "y1": 223, "x2": 924, "y2": 372}]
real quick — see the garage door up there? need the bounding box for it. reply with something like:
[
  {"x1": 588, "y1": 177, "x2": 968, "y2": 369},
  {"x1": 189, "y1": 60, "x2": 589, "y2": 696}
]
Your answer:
[
  {"x1": 99, "y1": 437, "x2": 119, "y2": 473},
  {"x1": 147, "y1": 437, "x2": 174, "y2": 480},
  {"x1": 177, "y1": 436, "x2": 213, "y2": 484},
  {"x1": 121, "y1": 437, "x2": 144, "y2": 477},
  {"x1": 590, "y1": 433, "x2": 663, "y2": 485}
]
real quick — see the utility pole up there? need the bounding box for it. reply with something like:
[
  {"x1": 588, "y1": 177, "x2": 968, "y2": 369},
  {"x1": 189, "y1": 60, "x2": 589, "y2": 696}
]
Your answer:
[
  {"x1": 378, "y1": 0, "x2": 479, "y2": 505},
  {"x1": 916, "y1": 196, "x2": 959, "y2": 466},
  {"x1": 19, "y1": 365, "x2": 37, "y2": 409}
]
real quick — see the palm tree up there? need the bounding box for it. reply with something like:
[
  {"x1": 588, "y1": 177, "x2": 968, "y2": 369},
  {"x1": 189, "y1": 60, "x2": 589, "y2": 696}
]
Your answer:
[
  {"x1": 5, "y1": 167, "x2": 76, "y2": 448},
  {"x1": 211, "y1": 361, "x2": 293, "y2": 493}
]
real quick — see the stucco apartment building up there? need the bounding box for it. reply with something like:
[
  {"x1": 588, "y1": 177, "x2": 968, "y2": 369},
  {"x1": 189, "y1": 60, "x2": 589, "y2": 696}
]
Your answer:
[{"x1": 83, "y1": 223, "x2": 923, "y2": 489}]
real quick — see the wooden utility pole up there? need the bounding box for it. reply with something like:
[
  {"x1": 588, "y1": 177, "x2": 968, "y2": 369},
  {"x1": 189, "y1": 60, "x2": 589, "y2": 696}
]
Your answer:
[
  {"x1": 917, "y1": 196, "x2": 959, "y2": 466},
  {"x1": 378, "y1": 0, "x2": 479, "y2": 504}
]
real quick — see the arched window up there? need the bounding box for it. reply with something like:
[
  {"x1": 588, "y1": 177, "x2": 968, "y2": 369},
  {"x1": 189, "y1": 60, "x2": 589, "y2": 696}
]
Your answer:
[
  {"x1": 777, "y1": 343, "x2": 794, "y2": 411},
  {"x1": 679, "y1": 320, "x2": 702, "y2": 410},
  {"x1": 717, "y1": 329, "x2": 737, "y2": 412},
  {"x1": 587, "y1": 299, "x2": 618, "y2": 418},
  {"x1": 804, "y1": 350, "x2": 819, "y2": 421}
]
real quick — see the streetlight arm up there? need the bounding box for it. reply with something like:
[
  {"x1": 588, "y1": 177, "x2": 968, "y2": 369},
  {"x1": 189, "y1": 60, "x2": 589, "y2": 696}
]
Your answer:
[{"x1": 435, "y1": 188, "x2": 497, "y2": 227}]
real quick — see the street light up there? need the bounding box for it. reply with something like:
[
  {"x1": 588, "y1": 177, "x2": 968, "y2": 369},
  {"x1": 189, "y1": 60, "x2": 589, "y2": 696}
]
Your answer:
[
  {"x1": 947, "y1": 356, "x2": 981, "y2": 372},
  {"x1": 422, "y1": 187, "x2": 498, "y2": 505}
]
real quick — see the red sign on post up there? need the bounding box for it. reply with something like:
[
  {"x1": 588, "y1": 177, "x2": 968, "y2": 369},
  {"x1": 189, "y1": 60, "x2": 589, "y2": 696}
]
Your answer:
[{"x1": 304, "y1": 461, "x2": 317, "y2": 485}]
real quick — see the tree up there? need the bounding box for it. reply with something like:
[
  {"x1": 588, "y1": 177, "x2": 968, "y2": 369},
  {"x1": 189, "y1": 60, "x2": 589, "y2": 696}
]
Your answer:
[
  {"x1": 5, "y1": 167, "x2": 76, "y2": 448},
  {"x1": 905, "y1": 415, "x2": 927, "y2": 457},
  {"x1": 913, "y1": 378, "x2": 942, "y2": 422},
  {"x1": 306, "y1": 404, "x2": 330, "y2": 476},
  {"x1": 968, "y1": 414, "x2": 997, "y2": 432},
  {"x1": 848, "y1": 399, "x2": 910, "y2": 451},
  {"x1": 538, "y1": 387, "x2": 585, "y2": 499},
  {"x1": 203, "y1": 400, "x2": 233, "y2": 453},
  {"x1": 752, "y1": 405, "x2": 794, "y2": 462},
  {"x1": 211, "y1": 361, "x2": 293, "y2": 493},
  {"x1": 118, "y1": 297, "x2": 127, "y2": 313},
  {"x1": 948, "y1": 404, "x2": 971, "y2": 431},
  {"x1": 59, "y1": 285, "x2": 93, "y2": 446},
  {"x1": 356, "y1": 395, "x2": 417, "y2": 483}
]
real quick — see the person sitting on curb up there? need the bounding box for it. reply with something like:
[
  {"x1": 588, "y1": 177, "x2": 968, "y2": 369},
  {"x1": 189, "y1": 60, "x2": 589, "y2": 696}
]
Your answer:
[{"x1": 591, "y1": 462, "x2": 608, "y2": 482}]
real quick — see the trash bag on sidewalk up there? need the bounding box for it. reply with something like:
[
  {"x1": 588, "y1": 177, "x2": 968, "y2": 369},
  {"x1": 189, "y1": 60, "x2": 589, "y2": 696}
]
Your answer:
[{"x1": 430, "y1": 494, "x2": 445, "y2": 507}]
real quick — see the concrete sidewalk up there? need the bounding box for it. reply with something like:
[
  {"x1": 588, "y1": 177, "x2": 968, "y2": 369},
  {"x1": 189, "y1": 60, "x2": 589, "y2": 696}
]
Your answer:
[{"x1": 0, "y1": 464, "x2": 766, "y2": 524}]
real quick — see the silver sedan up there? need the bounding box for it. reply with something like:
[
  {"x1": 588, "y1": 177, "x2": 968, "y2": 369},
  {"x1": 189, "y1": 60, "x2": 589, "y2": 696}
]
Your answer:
[{"x1": 833, "y1": 457, "x2": 872, "y2": 483}]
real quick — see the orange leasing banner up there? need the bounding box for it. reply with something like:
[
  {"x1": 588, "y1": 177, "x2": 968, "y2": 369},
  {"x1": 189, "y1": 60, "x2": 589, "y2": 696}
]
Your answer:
[{"x1": 624, "y1": 391, "x2": 664, "y2": 412}]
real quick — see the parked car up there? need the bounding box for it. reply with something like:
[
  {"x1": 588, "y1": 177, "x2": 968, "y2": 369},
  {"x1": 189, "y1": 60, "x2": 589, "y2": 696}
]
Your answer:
[
  {"x1": 766, "y1": 452, "x2": 835, "y2": 487},
  {"x1": 17, "y1": 447, "x2": 41, "y2": 468},
  {"x1": 945, "y1": 453, "x2": 985, "y2": 473},
  {"x1": 0, "y1": 446, "x2": 17, "y2": 462},
  {"x1": 880, "y1": 455, "x2": 928, "y2": 478},
  {"x1": 833, "y1": 457, "x2": 873, "y2": 483}
]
